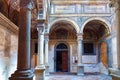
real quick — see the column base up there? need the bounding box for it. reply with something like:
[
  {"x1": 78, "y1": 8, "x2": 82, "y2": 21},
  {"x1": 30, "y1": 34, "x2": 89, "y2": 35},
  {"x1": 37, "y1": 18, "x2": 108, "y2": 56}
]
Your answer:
[
  {"x1": 9, "y1": 69, "x2": 34, "y2": 80},
  {"x1": 77, "y1": 64, "x2": 84, "y2": 76},
  {"x1": 109, "y1": 68, "x2": 120, "y2": 80},
  {"x1": 35, "y1": 65, "x2": 46, "y2": 80}
]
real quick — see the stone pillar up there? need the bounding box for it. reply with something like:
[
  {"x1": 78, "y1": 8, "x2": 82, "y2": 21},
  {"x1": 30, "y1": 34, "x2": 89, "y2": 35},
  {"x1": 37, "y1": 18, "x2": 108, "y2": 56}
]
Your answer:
[
  {"x1": 77, "y1": 33, "x2": 84, "y2": 76},
  {"x1": 9, "y1": 0, "x2": 34, "y2": 80},
  {"x1": 115, "y1": 0, "x2": 120, "y2": 70},
  {"x1": 109, "y1": 0, "x2": 120, "y2": 79},
  {"x1": 44, "y1": 33, "x2": 49, "y2": 75},
  {"x1": 37, "y1": 26, "x2": 44, "y2": 66},
  {"x1": 35, "y1": 20, "x2": 45, "y2": 80}
]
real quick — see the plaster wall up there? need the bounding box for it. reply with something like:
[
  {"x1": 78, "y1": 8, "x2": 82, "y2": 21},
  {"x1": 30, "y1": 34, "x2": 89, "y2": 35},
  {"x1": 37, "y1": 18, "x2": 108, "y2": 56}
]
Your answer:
[{"x1": 0, "y1": 13, "x2": 18, "y2": 80}]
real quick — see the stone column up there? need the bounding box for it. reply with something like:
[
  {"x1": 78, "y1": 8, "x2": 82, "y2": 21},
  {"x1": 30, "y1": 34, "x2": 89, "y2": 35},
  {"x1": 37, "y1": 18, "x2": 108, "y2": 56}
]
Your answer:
[
  {"x1": 77, "y1": 33, "x2": 84, "y2": 76},
  {"x1": 9, "y1": 0, "x2": 34, "y2": 80},
  {"x1": 115, "y1": 0, "x2": 120, "y2": 70},
  {"x1": 109, "y1": 0, "x2": 120, "y2": 80},
  {"x1": 35, "y1": 20, "x2": 45, "y2": 80},
  {"x1": 44, "y1": 33, "x2": 49, "y2": 75}
]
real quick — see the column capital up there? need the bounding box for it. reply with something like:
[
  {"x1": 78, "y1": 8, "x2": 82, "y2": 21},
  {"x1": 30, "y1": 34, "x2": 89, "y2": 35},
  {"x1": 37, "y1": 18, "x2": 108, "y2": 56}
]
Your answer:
[
  {"x1": 37, "y1": 25, "x2": 44, "y2": 35},
  {"x1": 77, "y1": 33, "x2": 83, "y2": 41},
  {"x1": 20, "y1": 0, "x2": 34, "y2": 10},
  {"x1": 44, "y1": 33, "x2": 49, "y2": 41},
  {"x1": 109, "y1": 0, "x2": 120, "y2": 9}
]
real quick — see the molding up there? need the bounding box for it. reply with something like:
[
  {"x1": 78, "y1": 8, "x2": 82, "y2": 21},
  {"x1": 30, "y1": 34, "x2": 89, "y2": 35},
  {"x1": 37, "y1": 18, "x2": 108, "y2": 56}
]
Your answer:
[
  {"x1": 49, "y1": 39, "x2": 77, "y2": 42},
  {"x1": 0, "y1": 12, "x2": 19, "y2": 34},
  {"x1": 51, "y1": 0, "x2": 110, "y2": 4},
  {"x1": 109, "y1": 68, "x2": 120, "y2": 78},
  {"x1": 50, "y1": 13, "x2": 112, "y2": 17}
]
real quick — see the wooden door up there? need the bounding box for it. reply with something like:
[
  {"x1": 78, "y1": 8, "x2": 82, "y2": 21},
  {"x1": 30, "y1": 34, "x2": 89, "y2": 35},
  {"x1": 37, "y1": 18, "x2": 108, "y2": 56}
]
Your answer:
[{"x1": 62, "y1": 51, "x2": 68, "y2": 72}]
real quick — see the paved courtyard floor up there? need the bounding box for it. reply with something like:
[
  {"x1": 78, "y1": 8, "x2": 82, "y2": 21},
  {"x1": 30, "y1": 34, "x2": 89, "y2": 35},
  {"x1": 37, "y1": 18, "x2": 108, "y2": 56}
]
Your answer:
[{"x1": 46, "y1": 73, "x2": 112, "y2": 80}]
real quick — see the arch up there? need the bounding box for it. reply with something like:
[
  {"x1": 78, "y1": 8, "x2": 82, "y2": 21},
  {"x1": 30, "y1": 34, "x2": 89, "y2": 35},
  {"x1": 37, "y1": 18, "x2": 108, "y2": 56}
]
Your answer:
[
  {"x1": 81, "y1": 17, "x2": 111, "y2": 34},
  {"x1": 56, "y1": 43, "x2": 68, "y2": 49},
  {"x1": 55, "y1": 41, "x2": 70, "y2": 50},
  {"x1": 48, "y1": 18, "x2": 80, "y2": 34}
]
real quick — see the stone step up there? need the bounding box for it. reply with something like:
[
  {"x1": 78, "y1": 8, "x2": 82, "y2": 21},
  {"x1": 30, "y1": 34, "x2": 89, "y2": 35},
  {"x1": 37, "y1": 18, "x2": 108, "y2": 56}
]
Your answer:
[
  {"x1": 83, "y1": 64, "x2": 100, "y2": 73},
  {"x1": 46, "y1": 74, "x2": 112, "y2": 80}
]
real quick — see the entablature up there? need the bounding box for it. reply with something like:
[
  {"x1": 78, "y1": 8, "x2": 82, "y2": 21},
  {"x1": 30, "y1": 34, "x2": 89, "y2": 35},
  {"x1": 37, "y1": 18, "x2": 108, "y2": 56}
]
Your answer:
[{"x1": 50, "y1": 1, "x2": 111, "y2": 15}]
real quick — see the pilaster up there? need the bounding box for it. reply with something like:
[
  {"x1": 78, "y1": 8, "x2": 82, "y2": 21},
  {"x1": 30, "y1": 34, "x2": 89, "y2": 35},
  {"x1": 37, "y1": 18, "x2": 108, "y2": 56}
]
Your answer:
[
  {"x1": 77, "y1": 33, "x2": 84, "y2": 76},
  {"x1": 109, "y1": 0, "x2": 120, "y2": 79},
  {"x1": 44, "y1": 33, "x2": 49, "y2": 75}
]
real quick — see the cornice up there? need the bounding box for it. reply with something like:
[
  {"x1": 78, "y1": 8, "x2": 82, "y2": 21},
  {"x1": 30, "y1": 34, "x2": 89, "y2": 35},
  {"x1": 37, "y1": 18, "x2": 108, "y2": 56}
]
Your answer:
[
  {"x1": 51, "y1": 0, "x2": 110, "y2": 4},
  {"x1": 0, "y1": 12, "x2": 19, "y2": 34},
  {"x1": 50, "y1": 13, "x2": 112, "y2": 17}
]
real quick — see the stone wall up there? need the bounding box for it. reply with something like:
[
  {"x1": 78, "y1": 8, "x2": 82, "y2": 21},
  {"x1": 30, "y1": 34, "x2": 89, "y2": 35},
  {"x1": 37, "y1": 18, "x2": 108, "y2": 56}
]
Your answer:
[{"x1": 0, "y1": 12, "x2": 18, "y2": 80}]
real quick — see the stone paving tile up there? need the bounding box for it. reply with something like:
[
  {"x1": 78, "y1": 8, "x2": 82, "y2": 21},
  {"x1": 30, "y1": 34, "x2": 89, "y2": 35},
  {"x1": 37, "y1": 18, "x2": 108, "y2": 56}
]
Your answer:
[{"x1": 46, "y1": 74, "x2": 112, "y2": 80}]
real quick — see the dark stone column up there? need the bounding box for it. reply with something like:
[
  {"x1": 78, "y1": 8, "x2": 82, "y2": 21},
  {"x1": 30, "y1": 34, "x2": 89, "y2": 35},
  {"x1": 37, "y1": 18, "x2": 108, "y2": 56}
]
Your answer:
[{"x1": 9, "y1": 0, "x2": 34, "y2": 80}]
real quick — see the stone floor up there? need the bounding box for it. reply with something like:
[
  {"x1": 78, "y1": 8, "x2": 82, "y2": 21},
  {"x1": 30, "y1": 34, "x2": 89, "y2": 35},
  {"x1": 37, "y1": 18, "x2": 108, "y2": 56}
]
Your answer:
[{"x1": 46, "y1": 73, "x2": 112, "y2": 80}]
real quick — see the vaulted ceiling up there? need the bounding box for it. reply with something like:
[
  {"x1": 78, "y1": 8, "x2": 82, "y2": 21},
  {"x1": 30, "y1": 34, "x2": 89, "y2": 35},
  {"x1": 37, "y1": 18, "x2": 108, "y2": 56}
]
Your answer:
[{"x1": 83, "y1": 20, "x2": 108, "y2": 40}]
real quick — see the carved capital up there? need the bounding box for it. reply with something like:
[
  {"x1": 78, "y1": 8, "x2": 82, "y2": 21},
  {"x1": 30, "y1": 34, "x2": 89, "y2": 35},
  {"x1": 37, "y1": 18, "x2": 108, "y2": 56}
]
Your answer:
[
  {"x1": 109, "y1": 0, "x2": 115, "y2": 7},
  {"x1": 37, "y1": 24, "x2": 44, "y2": 34},
  {"x1": 109, "y1": 0, "x2": 120, "y2": 10},
  {"x1": 44, "y1": 33, "x2": 49, "y2": 41},
  {"x1": 115, "y1": 0, "x2": 120, "y2": 10},
  {"x1": 20, "y1": 0, "x2": 34, "y2": 10},
  {"x1": 37, "y1": 19, "x2": 45, "y2": 34},
  {"x1": 77, "y1": 33, "x2": 83, "y2": 41}
]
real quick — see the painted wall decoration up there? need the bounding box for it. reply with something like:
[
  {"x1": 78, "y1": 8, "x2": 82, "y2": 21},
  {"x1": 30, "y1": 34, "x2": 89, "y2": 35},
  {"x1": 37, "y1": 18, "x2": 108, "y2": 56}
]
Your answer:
[
  {"x1": 100, "y1": 42, "x2": 108, "y2": 68},
  {"x1": 54, "y1": 5, "x2": 76, "y2": 14}
]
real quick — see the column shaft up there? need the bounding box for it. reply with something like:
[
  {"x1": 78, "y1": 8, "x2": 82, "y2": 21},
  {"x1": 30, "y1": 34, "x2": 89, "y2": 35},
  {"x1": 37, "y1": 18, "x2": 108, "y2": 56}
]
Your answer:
[
  {"x1": 77, "y1": 34, "x2": 84, "y2": 76},
  {"x1": 45, "y1": 35, "x2": 49, "y2": 64},
  {"x1": 35, "y1": 22, "x2": 45, "y2": 80},
  {"x1": 116, "y1": 1, "x2": 120, "y2": 69},
  {"x1": 78, "y1": 35, "x2": 83, "y2": 64},
  {"x1": 44, "y1": 34, "x2": 49, "y2": 75},
  {"x1": 9, "y1": 0, "x2": 34, "y2": 80},
  {"x1": 38, "y1": 30, "x2": 44, "y2": 65},
  {"x1": 18, "y1": 8, "x2": 31, "y2": 69}
]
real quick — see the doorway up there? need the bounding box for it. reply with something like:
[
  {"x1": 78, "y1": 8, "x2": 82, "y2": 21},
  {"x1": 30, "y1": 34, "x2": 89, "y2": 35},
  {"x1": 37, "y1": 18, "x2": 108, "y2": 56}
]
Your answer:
[{"x1": 55, "y1": 43, "x2": 69, "y2": 72}]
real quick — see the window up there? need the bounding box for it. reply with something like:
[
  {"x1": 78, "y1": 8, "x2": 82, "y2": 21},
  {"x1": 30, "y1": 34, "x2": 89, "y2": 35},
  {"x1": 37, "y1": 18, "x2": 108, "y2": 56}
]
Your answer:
[{"x1": 83, "y1": 43, "x2": 95, "y2": 55}]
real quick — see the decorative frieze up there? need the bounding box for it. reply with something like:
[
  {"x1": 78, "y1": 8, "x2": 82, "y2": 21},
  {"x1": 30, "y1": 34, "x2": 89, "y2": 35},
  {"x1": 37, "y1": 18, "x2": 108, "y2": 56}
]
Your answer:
[
  {"x1": 51, "y1": 3, "x2": 110, "y2": 14},
  {"x1": 54, "y1": 5, "x2": 76, "y2": 14}
]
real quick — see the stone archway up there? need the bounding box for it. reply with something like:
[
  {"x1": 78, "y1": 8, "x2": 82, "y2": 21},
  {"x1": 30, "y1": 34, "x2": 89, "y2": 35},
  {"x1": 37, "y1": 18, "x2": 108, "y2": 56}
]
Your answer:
[
  {"x1": 81, "y1": 17, "x2": 111, "y2": 34},
  {"x1": 49, "y1": 20, "x2": 78, "y2": 73},
  {"x1": 48, "y1": 18, "x2": 80, "y2": 34},
  {"x1": 82, "y1": 19, "x2": 110, "y2": 73}
]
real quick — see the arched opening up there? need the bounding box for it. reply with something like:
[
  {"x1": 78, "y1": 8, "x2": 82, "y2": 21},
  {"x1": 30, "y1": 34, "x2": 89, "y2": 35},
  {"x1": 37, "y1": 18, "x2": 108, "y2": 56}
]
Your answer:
[
  {"x1": 49, "y1": 21, "x2": 77, "y2": 73},
  {"x1": 49, "y1": 21, "x2": 77, "y2": 40},
  {"x1": 55, "y1": 43, "x2": 69, "y2": 72},
  {"x1": 82, "y1": 20, "x2": 109, "y2": 73}
]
